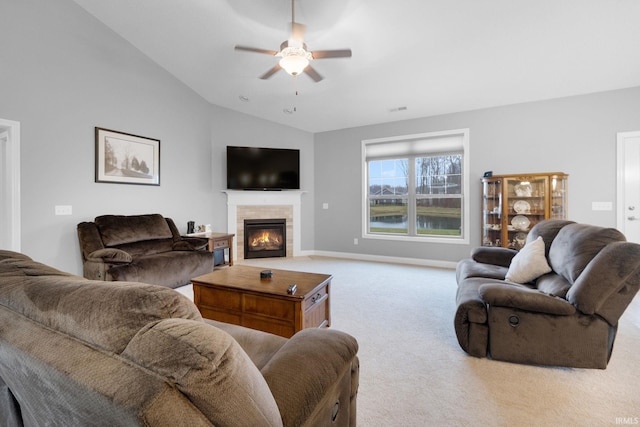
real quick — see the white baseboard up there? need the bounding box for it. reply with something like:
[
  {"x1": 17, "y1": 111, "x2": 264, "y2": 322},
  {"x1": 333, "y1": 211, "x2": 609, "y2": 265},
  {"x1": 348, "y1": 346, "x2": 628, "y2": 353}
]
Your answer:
[{"x1": 299, "y1": 250, "x2": 457, "y2": 270}]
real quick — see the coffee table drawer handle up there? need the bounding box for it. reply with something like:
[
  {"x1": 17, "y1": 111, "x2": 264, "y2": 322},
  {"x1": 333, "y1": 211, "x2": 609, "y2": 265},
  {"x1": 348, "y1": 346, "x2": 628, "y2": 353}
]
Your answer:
[{"x1": 311, "y1": 293, "x2": 323, "y2": 304}]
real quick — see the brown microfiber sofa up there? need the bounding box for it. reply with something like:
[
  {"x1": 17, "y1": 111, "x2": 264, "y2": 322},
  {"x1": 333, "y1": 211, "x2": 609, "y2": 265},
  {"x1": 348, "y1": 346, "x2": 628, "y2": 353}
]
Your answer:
[
  {"x1": 0, "y1": 250, "x2": 359, "y2": 426},
  {"x1": 77, "y1": 213, "x2": 213, "y2": 288},
  {"x1": 455, "y1": 219, "x2": 640, "y2": 368}
]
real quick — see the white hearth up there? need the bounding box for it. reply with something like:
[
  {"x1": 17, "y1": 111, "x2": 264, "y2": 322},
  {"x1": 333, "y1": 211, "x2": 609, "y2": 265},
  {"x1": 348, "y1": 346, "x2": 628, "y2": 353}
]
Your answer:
[{"x1": 223, "y1": 190, "x2": 305, "y2": 261}]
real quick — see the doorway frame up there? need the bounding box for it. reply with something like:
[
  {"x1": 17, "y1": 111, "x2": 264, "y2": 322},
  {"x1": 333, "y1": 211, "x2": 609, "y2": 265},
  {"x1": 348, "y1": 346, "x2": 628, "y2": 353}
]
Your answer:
[
  {"x1": 616, "y1": 130, "x2": 640, "y2": 237},
  {"x1": 0, "y1": 118, "x2": 21, "y2": 252}
]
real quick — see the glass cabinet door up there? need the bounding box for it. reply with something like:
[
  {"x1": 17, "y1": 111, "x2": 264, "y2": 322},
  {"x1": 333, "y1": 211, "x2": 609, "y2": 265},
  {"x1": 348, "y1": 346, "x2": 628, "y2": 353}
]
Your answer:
[
  {"x1": 481, "y1": 178, "x2": 502, "y2": 246},
  {"x1": 550, "y1": 174, "x2": 568, "y2": 219},
  {"x1": 504, "y1": 175, "x2": 547, "y2": 249}
]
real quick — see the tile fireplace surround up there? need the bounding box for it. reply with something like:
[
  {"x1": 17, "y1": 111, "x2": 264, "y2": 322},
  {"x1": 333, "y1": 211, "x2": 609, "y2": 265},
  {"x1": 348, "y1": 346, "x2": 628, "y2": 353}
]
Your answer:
[{"x1": 223, "y1": 190, "x2": 304, "y2": 261}]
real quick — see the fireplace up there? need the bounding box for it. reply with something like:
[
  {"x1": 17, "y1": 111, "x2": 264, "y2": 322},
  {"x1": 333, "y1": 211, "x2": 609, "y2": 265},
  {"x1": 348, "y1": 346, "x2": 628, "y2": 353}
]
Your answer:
[{"x1": 244, "y1": 218, "x2": 286, "y2": 259}]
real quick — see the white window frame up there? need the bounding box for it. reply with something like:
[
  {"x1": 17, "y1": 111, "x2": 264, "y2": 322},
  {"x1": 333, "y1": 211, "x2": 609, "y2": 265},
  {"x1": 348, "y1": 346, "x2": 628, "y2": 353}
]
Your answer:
[{"x1": 361, "y1": 129, "x2": 470, "y2": 245}]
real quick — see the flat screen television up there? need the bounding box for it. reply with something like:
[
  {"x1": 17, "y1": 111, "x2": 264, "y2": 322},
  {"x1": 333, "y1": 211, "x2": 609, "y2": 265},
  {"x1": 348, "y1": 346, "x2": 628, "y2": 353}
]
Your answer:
[{"x1": 226, "y1": 145, "x2": 300, "y2": 190}]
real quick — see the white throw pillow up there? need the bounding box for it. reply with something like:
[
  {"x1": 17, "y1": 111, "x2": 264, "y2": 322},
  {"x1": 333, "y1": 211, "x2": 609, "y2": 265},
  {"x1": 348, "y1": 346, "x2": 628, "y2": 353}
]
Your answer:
[{"x1": 505, "y1": 236, "x2": 552, "y2": 284}]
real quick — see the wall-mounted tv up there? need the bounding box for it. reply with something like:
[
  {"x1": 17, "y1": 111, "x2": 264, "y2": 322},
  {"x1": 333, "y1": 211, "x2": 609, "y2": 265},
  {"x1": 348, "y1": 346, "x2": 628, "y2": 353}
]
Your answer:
[{"x1": 226, "y1": 145, "x2": 300, "y2": 190}]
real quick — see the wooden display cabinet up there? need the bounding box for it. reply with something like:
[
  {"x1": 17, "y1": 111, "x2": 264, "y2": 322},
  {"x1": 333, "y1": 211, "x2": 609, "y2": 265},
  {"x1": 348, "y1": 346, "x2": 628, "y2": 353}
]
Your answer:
[{"x1": 482, "y1": 172, "x2": 568, "y2": 249}]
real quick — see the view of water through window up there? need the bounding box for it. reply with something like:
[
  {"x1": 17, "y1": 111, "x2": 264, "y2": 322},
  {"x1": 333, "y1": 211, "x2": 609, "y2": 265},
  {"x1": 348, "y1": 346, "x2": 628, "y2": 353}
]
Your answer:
[
  {"x1": 369, "y1": 215, "x2": 461, "y2": 232},
  {"x1": 368, "y1": 155, "x2": 462, "y2": 237}
]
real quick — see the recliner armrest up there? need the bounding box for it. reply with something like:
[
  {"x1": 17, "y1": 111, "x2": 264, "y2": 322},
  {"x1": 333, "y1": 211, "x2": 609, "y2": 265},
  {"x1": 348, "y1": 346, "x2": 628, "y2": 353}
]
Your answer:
[
  {"x1": 479, "y1": 283, "x2": 576, "y2": 315},
  {"x1": 261, "y1": 328, "x2": 359, "y2": 427},
  {"x1": 471, "y1": 247, "x2": 518, "y2": 267},
  {"x1": 86, "y1": 248, "x2": 132, "y2": 263}
]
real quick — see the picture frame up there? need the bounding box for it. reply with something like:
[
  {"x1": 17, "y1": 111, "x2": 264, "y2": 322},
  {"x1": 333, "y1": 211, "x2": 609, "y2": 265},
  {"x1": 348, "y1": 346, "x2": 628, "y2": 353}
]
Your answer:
[{"x1": 95, "y1": 127, "x2": 160, "y2": 186}]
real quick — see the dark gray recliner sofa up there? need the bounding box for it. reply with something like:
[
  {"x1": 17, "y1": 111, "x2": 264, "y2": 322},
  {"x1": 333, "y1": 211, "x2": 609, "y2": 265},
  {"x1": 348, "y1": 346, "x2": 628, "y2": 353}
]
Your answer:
[
  {"x1": 455, "y1": 219, "x2": 640, "y2": 368},
  {"x1": 77, "y1": 213, "x2": 213, "y2": 288},
  {"x1": 0, "y1": 250, "x2": 359, "y2": 426}
]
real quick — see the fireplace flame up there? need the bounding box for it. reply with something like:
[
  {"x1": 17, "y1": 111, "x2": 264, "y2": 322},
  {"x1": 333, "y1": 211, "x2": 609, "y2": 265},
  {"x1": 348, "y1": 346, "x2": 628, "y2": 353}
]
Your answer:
[{"x1": 251, "y1": 231, "x2": 281, "y2": 247}]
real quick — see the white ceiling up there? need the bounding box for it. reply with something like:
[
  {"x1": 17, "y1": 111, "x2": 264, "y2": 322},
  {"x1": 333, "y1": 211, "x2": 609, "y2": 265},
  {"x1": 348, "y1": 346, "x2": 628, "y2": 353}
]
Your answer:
[{"x1": 72, "y1": 0, "x2": 640, "y2": 133}]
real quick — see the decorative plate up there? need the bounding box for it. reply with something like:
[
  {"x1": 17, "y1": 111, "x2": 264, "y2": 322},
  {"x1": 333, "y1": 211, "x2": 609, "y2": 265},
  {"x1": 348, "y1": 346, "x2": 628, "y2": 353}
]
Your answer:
[
  {"x1": 514, "y1": 232, "x2": 527, "y2": 247},
  {"x1": 511, "y1": 215, "x2": 530, "y2": 231},
  {"x1": 515, "y1": 183, "x2": 533, "y2": 197},
  {"x1": 513, "y1": 200, "x2": 531, "y2": 214}
]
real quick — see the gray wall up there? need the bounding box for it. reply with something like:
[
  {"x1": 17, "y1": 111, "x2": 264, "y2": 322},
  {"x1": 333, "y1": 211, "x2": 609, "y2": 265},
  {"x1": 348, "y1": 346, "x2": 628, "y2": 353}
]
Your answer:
[
  {"x1": 0, "y1": 0, "x2": 315, "y2": 274},
  {"x1": 314, "y1": 86, "x2": 640, "y2": 263},
  {"x1": 2, "y1": 0, "x2": 638, "y2": 273}
]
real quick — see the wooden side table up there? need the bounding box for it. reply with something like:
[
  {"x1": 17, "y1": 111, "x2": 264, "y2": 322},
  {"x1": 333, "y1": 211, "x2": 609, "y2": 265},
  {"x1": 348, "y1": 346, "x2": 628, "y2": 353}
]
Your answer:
[{"x1": 187, "y1": 232, "x2": 235, "y2": 268}]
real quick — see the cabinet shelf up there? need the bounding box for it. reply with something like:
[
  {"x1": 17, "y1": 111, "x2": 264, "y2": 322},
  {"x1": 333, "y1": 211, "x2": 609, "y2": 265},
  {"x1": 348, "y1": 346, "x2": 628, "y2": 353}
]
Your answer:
[{"x1": 482, "y1": 172, "x2": 568, "y2": 249}]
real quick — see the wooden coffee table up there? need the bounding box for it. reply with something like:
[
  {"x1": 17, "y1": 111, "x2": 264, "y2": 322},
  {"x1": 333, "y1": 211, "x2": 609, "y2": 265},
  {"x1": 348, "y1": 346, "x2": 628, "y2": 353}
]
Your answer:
[{"x1": 191, "y1": 265, "x2": 331, "y2": 338}]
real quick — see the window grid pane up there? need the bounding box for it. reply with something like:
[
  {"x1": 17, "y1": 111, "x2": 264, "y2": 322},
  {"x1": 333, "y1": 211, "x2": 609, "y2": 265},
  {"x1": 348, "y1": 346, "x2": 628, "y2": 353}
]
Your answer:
[
  {"x1": 369, "y1": 159, "x2": 408, "y2": 196},
  {"x1": 416, "y1": 155, "x2": 462, "y2": 195},
  {"x1": 416, "y1": 197, "x2": 462, "y2": 236},
  {"x1": 369, "y1": 197, "x2": 408, "y2": 234}
]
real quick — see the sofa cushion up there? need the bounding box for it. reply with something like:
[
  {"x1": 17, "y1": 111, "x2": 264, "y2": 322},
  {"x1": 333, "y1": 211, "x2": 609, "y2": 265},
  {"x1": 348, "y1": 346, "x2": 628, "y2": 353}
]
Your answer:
[
  {"x1": 549, "y1": 223, "x2": 626, "y2": 284},
  {"x1": 107, "y1": 251, "x2": 214, "y2": 288},
  {"x1": 505, "y1": 236, "x2": 552, "y2": 284},
  {"x1": 122, "y1": 318, "x2": 283, "y2": 427},
  {"x1": 479, "y1": 283, "x2": 575, "y2": 315},
  {"x1": 536, "y1": 273, "x2": 571, "y2": 298},
  {"x1": 95, "y1": 214, "x2": 172, "y2": 246},
  {"x1": 0, "y1": 259, "x2": 202, "y2": 353},
  {"x1": 525, "y1": 219, "x2": 575, "y2": 257},
  {"x1": 173, "y1": 238, "x2": 208, "y2": 251},
  {"x1": 0, "y1": 305, "x2": 213, "y2": 427},
  {"x1": 205, "y1": 319, "x2": 288, "y2": 370},
  {"x1": 112, "y1": 238, "x2": 175, "y2": 257}
]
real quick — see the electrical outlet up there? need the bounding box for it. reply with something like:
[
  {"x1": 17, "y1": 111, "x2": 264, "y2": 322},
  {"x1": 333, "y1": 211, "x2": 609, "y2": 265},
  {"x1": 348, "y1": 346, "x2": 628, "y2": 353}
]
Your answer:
[
  {"x1": 354, "y1": 238, "x2": 359, "y2": 245},
  {"x1": 55, "y1": 205, "x2": 72, "y2": 215},
  {"x1": 322, "y1": 203, "x2": 329, "y2": 210}
]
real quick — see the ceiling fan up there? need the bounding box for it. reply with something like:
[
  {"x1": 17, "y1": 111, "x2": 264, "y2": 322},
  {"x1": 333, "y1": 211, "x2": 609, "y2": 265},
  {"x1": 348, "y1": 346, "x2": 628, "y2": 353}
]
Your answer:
[{"x1": 234, "y1": 0, "x2": 352, "y2": 82}]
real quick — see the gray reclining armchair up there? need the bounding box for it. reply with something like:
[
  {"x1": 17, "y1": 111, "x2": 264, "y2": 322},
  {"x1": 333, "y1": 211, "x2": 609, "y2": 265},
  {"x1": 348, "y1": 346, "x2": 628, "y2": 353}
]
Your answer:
[{"x1": 455, "y1": 219, "x2": 640, "y2": 368}]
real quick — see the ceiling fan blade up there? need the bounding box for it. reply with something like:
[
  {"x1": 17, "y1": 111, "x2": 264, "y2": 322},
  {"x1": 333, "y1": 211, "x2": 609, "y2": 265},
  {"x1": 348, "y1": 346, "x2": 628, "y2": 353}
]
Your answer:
[
  {"x1": 260, "y1": 64, "x2": 282, "y2": 80},
  {"x1": 290, "y1": 22, "x2": 306, "y2": 42},
  {"x1": 311, "y1": 49, "x2": 352, "y2": 59},
  {"x1": 304, "y1": 65, "x2": 323, "y2": 82},
  {"x1": 235, "y1": 45, "x2": 278, "y2": 56}
]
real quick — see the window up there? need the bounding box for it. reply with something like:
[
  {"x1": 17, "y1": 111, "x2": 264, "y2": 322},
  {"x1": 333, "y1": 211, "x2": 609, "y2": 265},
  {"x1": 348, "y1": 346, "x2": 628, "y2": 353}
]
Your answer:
[{"x1": 363, "y1": 129, "x2": 469, "y2": 243}]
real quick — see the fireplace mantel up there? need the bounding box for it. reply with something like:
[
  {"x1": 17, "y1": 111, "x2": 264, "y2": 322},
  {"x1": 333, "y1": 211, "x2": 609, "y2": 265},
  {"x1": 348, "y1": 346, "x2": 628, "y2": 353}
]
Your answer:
[{"x1": 223, "y1": 190, "x2": 306, "y2": 260}]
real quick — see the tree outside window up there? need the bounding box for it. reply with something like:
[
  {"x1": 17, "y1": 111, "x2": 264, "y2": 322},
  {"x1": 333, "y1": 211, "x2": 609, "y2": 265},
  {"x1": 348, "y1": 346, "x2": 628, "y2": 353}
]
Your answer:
[{"x1": 415, "y1": 155, "x2": 462, "y2": 236}]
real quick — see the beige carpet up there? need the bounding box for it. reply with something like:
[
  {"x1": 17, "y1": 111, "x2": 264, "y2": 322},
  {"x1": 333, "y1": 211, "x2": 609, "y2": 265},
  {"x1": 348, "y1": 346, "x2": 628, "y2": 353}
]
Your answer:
[{"x1": 181, "y1": 256, "x2": 640, "y2": 426}]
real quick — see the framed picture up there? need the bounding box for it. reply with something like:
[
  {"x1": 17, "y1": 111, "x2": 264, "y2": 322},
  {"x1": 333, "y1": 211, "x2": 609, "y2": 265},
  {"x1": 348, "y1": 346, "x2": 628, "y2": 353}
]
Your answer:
[{"x1": 95, "y1": 127, "x2": 160, "y2": 186}]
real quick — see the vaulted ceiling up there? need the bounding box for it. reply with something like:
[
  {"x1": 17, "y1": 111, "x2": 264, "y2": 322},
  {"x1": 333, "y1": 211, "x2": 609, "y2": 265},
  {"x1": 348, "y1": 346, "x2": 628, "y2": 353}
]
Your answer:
[{"x1": 72, "y1": 0, "x2": 640, "y2": 133}]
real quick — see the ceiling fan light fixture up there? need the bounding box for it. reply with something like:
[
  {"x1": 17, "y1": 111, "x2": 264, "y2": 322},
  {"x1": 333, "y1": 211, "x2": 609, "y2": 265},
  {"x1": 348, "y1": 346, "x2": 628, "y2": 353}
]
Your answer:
[
  {"x1": 279, "y1": 46, "x2": 311, "y2": 76},
  {"x1": 233, "y1": 0, "x2": 351, "y2": 82}
]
